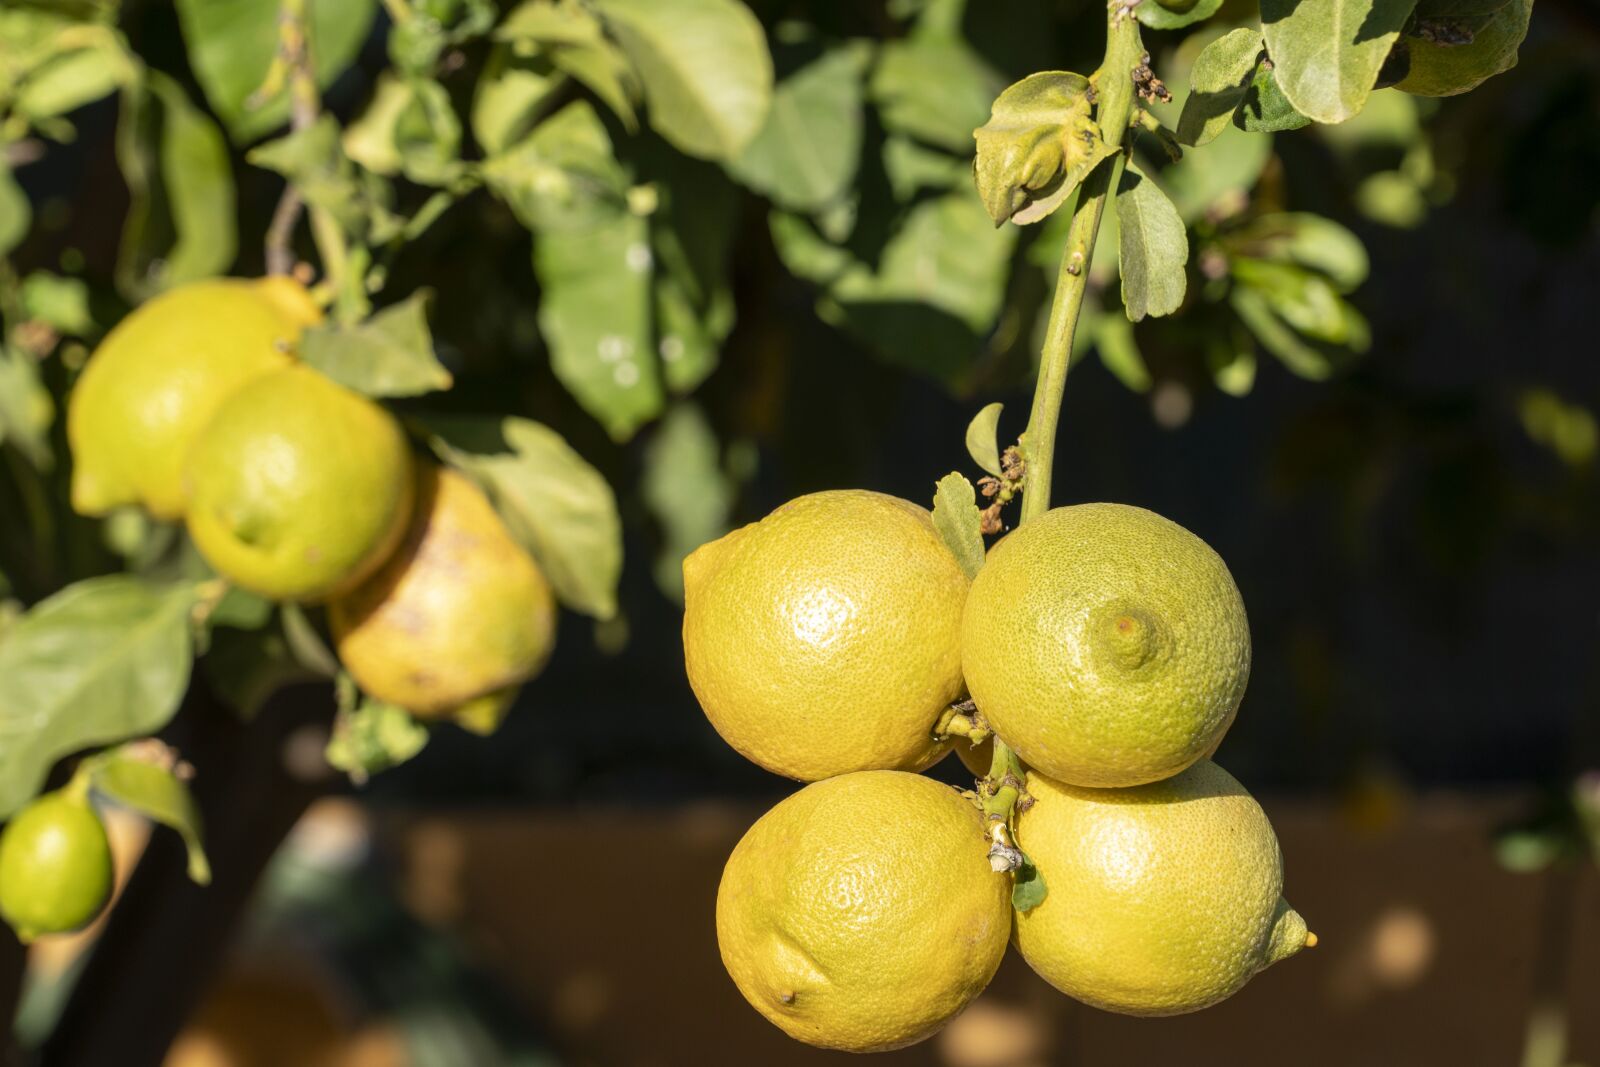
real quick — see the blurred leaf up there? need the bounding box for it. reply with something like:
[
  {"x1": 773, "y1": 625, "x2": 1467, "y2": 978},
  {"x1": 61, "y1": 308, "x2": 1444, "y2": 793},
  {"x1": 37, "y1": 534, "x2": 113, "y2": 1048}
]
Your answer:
[
  {"x1": 249, "y1": 114, "x2": 398, "y2": 244},
  {"x1": 870, "y1": 35, "x2": 1000, "y2": 153},
  {"x1": 882, "y1": 135, "x2": 968, "y2": 200},
  {"x1": 0, "y1": 576, "x2": 199, "y2": 819},
  {"x1": 1095, "y1": 313, "x2": 1152, "y2": 392},
  {"x1": 392, "y1": 78, "x2": 466, "y2": 187},
  {"x1": 298, "y1": 291, "x2": 453, "y2": 397},
  {"x1": 1230, "y1": 285, "x2": 1332, "y2": 379},
  {"x1": 973, "y1": 71, "x2": 1114, "y2": 226},
  {"x1": 591, "y1": 0, "x2": 772, "y2": 161},
  {"x1": 89, "y1": 751, "x2": 210, "y2": 884},
  {"x1": 1259, "y1": 0, "x2": 1418, "y2": 124},
  {"x1": 1012, "y1": 852, "x2": 1047, "y2": 912},
  {"x1": 1233, "y1": 60, "x2": 1313, "y2": 133},
  {"x1": 1206, "y1": 325, "x2": 1258, "y2": 396},
  {"x1": 532, "y1": 210, "x2": 662, "y2": 438},
  {"x1": 1396, "y1": 0, "x2": 1531, "y2": 97},
  {"x1": 1177, "y1": 28, "x2": 1262, "y2": 147},
  {"x1": 1356, "y1": 169, "x2": 1428, "y2": 227},
  {"x1": 343, "y1": 73, "x2": 414, "y2": 175},
  {"x1": 641, "y1": 403, "x2": 733, "y2": 600},
  {"x1": 728, "y1": 42, "x2": 870, "y2": 211},
  {"x1": 115, "y1": 71, "x2": 237, "y2": 300},
  {"x1": 471, "y1": 46, "x2": 564, "y2": 155},
  {"x1": 1231, "y1": 257, "x2": 1356, "y2": 343},
  {"x1": 931, "y1": 473, "x2": 984, "y2": 579},
  {"x1": 426, "y1": 415, "x2": 623, "y2": 618},
  {"x1": 496, "y1": 0, "x2": 641, "y2": 128},
  {"x1": 1117, "y1": 161, "x2": 1188, "y2": 321},
  {"x1": 325, "y1": 696, "x2": 428, "y2": 783},
  {"x1": 0, "y1": 347, "x2": 54, "y2": 469},
  {"x1": 1162, "y1": 118, "x2": 1272, "y2": 222},
  {"x1": 1137, "y1": 0, "x2": 1225, "y2": 30},
  {"x1": 175, "y1": 0, "x2": 379, "y2": 143},
  {"x1": 12, "y1": 25, "x2": 131, "y2": 122},
  {"x1": 1231, "y1": 212, "x2": 1369, "y2": 291},
  {"x1": 1518, "y1": 388, "x2": 1598, "y2": 468},
  {"x1": 20, "y1": 271, "x2": 92, "y2": 335},
  {"x1": 0, "y1": 161, "x2": 31, "y2": 257},
  {"x1": 649, "y1": 154, "x2": 739, "y2": 394},
  {"x1": 203, "y1": 621, "x2": 322, "y2": 718},
  {"x1": 965, "y1": 402, "x2": 1004, "y2": 477},
  {"x1": 281, "y1": 602, "x2": 340, "y2": 678},
  {"x1": 482, "y1": 99, "x2": 629, "y2": 232}
]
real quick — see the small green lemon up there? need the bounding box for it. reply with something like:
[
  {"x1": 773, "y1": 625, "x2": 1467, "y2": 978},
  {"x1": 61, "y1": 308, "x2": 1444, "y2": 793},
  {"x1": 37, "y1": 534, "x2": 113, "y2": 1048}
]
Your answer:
[
  {"x1": 329, "y1": 465, "x2": 557, "y2": 718},
  {"x1": 68, "y1": 276, "x2": 320, "y2": 519},
  {"x1": 962, "y1": 503, "x2": 1250, "y2": 788},
  {"x1": 183, "y1": 365, "x2": 414, "y2": 602},
  {"x1": 683, "y1": 490, "x2": 968, "y2": 782},
  {"x1": 0, "y1": 790, "x2": 114, "y2": 942},
  {"x1": 717, "y1": 770, "x2": 1010, "y2": 1052},
  {"x1": 1396, "y1": 0, "x2": 1532, "y2": 97},
  {"x1": 1013, "y1": 760, "x2": 1312, "y2": 1016}
]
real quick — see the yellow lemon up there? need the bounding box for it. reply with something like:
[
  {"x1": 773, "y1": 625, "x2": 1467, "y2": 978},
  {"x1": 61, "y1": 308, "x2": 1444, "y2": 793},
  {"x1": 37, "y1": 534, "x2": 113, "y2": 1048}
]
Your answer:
[
  {"x1": 962, "y1": 503, "x2": 1249, "y2": 788},
  {"x1": 68, "y1": 276, "x2": 320, "y2": 519},
  {"x1": 0, "y1": 790, "x2": 114, "y2": 943},
  {"x1": 683, "y1": 490, "x2": 967, "y2": 781},
  {"x1": 717, "y1": 770, "x2": 1010, "y2": 1052},
  {"x1": 1013, "y1": 760, "x2": 1312, "y2": 1016},
  {"x1": 183, "y1": 365, "x2": 414, "y2": 602},
  {"x1": 329, "y1": 465, "x2": 557, "y2": 719}
]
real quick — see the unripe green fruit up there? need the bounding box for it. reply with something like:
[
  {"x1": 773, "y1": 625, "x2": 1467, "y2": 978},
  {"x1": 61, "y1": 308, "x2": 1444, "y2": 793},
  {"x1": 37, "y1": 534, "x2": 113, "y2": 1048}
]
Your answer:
[{"x1": 0, "y1": 790, "x2": 114, "y2": 942}]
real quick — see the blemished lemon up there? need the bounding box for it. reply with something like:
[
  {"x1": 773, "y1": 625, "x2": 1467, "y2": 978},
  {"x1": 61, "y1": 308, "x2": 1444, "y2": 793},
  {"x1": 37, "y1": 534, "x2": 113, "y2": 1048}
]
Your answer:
[
  {"x1": 1012, "y1": 760, "x2": 1312, "y2": 1016},
  {"x1": 0, "y1": 790, "x2": 114, "y2": 943},
  {"x1": 962, "y1": 503, "x2": 1250, "y2": 788},
  {"x1": 717, "y1": 770, "x2": 1010, "y2": 1052},
  {"x1": 329, "y1": 465, "x2": 557, "y2": 718},
  {"x1": 68, "y1": 276, "x2": 320, "y2": 519},
  {"x1": 683, "y1": 490, "x2": 968, "y2": 781},
  {"x1": 183, "y1": 365, "x2": 414, "y2": 602}
]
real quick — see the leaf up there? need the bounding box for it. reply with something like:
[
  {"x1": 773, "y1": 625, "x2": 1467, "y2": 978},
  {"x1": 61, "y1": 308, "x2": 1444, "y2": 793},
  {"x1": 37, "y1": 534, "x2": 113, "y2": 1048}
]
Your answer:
[
  {"x1": 973, "y1": 71, "x2": 1116, "y2": 227},
  {"x1": 0, "y1": 576, "x2": 199, "y2": 819},
  {"x1": 1012, "y1": 851, "x2": 1048, "y2": 912},
  {"x1": 1230, "y1": 286, "x2": 1332, "y2": 379},
  {"x1": 1231, "y1": 257, "x2": 1359, "y2": 343},
  {"x1": 1161, "y1": 119, "x2": 1273, "y2": 222},
  {"x1": 471, "y1": 46, "x2": 565, "y2": 155},
  {"x1": 965, "y1": 402, "x2": 1005, "y2": 477},
  {"x1": 202, "y1": 621, "x2": 322, "y2": 719},
  {"x1": 425, "y1": 415, "x2": 623, "y2": 618},
  {"x1": 115, "y1": 72, "x2": 237, "y2": 301},
  {"x1": 931, "y1": 473, "x2": 985, "y2": 579},
  {"x1": 1233, "y1": 60, "x2": 1313, "y2": 133},
  {"x1": 882, "y1": 135, "x2": 969, "y2": 200},
  {"x1": 871, "y1": 35, "x2": 1001, "y2": 153},
  {"x1": 727, "y1": 42, "x2": 870, "y2": 212},
  {"x1": 174, "y1": 0, "x2": 379, "y2": 143},
  {"x1": 0, "y1": 348, "x2": 55, "y2": 470},
  {"x1": 0, "y1": 160, "x2": 31, "y2": 258},
  {"x1": 324, "y1": 697, "x2": 429, "y2": 783},
  {"x1": 1177, "y1": 28, "x2": 1263, "y2": 146},
  {"x1": 648, "y1": 151, "x2": 740, "y2": 394},
  {"x1": 495, "y1": 1, "x2": 641, "y2": 128},
  {"x1": 248, "y1": 115, "x2": 397, "y2": 244},
  {"x1": 1116, "y1": 162, "x2": 1188, "y2": 322},
  {"x1": 482, "y1": 99, "x2": 629, "y2": 233},
  {"x1": 20, "y1": 271, "x2": 93, "y2": 335},
  {"x1": 1095, "y1": 313, "x2": 1152, "y2": 392},
  {"x1": 532, "y1": 210, "x2": 662, "y2": 439},
  {"x1": 12, "y1": 25, "x2": 131, "y2": 122},
  {"x1": 590, "y1": 0, "x2": 772, "y2": 161},
  {"x1": 1396, "y1": 0, "x2": 1531, "y2": 97},
  {"x1": 1137, "y1": 0, "x2": 1226, "y2": 30},
  {"x1": 297, "y1": 291, "x2": 453, "y2": 397},
  {"x1": 1259, "y1": 0, "x2": 1419, "y2": 124},
  {"x1": 1231, "y1": 212, "x2": 1369, "y2": 291},
  {"x1": 89, "y1": 752, "x2": 210, "y2": 884},
  {"x1": 641, "y1": 403, "x2": 733, "y2": 600}
]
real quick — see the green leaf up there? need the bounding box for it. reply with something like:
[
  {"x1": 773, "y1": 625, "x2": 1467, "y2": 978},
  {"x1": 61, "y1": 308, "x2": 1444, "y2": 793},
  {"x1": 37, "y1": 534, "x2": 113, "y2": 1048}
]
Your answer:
[
  {"x1": 1137, "y1": 0, "x2": 1225, "y2": 31},
  {"x1": 965, "y1": 402, "x2": 1005, "y2": 477},
  {"x1": 1231, "y1": 257, "x2": 1360, "y2": 343},
  {"x1": 88, "y1": 751, "x2": 210, "y2": 884},
  {"x1": 482, "y1": 100, "x2": 629, "y2": 232},
  {"x1": 727, "y1": 42, "x2": 870, "y2": 212},
  {"x1": 532, "y1": 210, "x2": 662, "y2": 438},
  {"x1": 648, "y1": 152, "x2": 740, "y2": 394},
  {"x1": 590, "y1": 0, "x2": 772, "y2": 161},
  {"x1": 1012, "y1": 851, "x2": 1048, "y2": 912},
  {"x1": 1259, "y1": 0, "x2": 1419, "y2": 124},
  {"x1": 641, "y1": 403, "x2": 733, "y2": 600},
  {"x1": 871, "y1": 35, "x2": 1001, "y2": 153},
  {"x1": 1177, "y1": 28, "x2": 1263, "y2": 147},
  {"x1": 882, "y1": 135, "x2": 969, "y2": 200},
  {"x1": 1095, "y1": 313, "x2": 1152, "y2": 392},
  {"x1": 471, "y1": 46, "x2": 564, "y2": 155},
  {"x1": 115, "y1": 72, "x2": 237, "y2": 301},
  {"x1": 298, "y1": 291, "x2": 453, "y2": 397},
  {"x1": 12, "y1": 25, "x2": 131, "y2": 122},
  {"x1": 248, "y1": 114, "x2": 398, "y2": 244},
  {"x1": 1116, "y1": 162, "x2": 1188, "y2": 322},
  {"x1": 1206, "y1": 327, "x2": 1258, "y2": 396},
  {"x1": 0, "y1": 160, "x2": 31, "y2": 258},
  {"x1": 174, "y1": 0, "x2": 379, "y2": 142},
  {"x1": 202, "y1": 620, "x2": 322, "y2": 719},
  {"x1": 425, "y1": 415, "x2": 623, "y2": 618},
  {"x1": 325, "y1": 696, "x2": 429, "y2": 783},
  {"x1": 973, "y1": 71, "x2": 1116, "y2": 226},
  {"x1": 1232, "y1": 60, "x2": 1313, "y2": 133},
  {"x1": 1230, "y1": 286, "x2": 1331, "y2": 379},
  {"x1": 0, "y1": 347, "x2": 55, "y2": 470},
  {"x1": 1231, "y1": 212, "x2": 1369, "y2": 291},
  {"x1": 20, "y1": 271, "x2": 93, "y2": 336},
  {"x1": 931, "y1": 473, "x2": 984, "y2": 579},
  {"x1": 0, "y1": 576, "x2": 199, "y2": 819},
  {"x1": 1396, "y1": 0, "x2": 1531, "y2": 97}
]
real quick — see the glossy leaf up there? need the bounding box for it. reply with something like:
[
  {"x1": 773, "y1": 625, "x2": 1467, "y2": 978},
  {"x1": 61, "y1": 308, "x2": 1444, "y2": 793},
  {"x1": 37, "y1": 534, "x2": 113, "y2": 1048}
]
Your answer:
[
  {"x1": 1177, "y1": 28, "x2": 1263, "y2": 146},
  {"x1": 931, "y1": 473, "x2": 985, "y2": 579},
  {"x1": 298, "y1": 291, "x2": 453, "y2": 397},
  {"x1": 0, "y1": 576, "x2": 199, "y2": 819},
  {"x1": 89, "y1": 751, "x2": 211, "y2": 884},
  {"x1": 1259, "y1": 0, "x2": 1419, "y2": 124},
  {"x1": 965, "y1": 402, "x2": 1005, "y2": 477},
  {"x1": 1116, "y1": 162, "x2": 1188, "y2": 321}
]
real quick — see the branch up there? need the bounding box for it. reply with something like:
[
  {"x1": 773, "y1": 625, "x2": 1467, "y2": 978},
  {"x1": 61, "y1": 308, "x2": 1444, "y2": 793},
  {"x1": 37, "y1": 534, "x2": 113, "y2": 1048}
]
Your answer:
[{"x1": 261, "y1": 0, "x2": 317, "y2": 277}]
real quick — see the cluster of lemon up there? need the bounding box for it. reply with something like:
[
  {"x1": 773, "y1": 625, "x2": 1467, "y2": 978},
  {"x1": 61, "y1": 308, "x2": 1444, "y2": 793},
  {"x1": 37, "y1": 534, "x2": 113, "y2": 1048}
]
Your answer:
[
  {"x1": 684, "y1": 490, "x2": 1311, "y2": 1052},
  {"x1": 0, "y1": 277, "x2": 556, "y2": 941}
]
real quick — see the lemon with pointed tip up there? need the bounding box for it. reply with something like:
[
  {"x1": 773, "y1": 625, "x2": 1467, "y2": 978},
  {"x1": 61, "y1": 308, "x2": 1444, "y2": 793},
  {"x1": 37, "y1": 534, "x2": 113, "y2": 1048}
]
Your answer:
[
  {"x1": 329, "y1": 465, "x2": 557, "y2": 719},
  {"x1": 68, "y1": 276, "x2": 320, "y2": 519},
  {"x1": 962, "y1": 503, "x2": 1250, "y2": 788},
  {"x1": 683, "y1": 490, "x2": 968, "y2": 782},
  {"x1": 1013, "y1": 760, "x2": 1312, "y2": 1016},
  {"x1": 717, "y1": 770, "x2": 1010, "y2": 1052},
  {"x1": 183, "y1": 365, "x2": 414, "y2": 602},
  {"x1": 0, "y1": 790, "x2": 114, "y2": 943}
]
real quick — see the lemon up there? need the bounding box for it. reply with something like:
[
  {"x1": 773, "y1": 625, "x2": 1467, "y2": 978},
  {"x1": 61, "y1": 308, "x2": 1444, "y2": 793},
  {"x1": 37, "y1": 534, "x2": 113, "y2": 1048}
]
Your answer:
[
  {"x1": 1012, "y1": 760, "x2": 1312, "y2": 1016},
  {"x1": 0, "y1": 790, "x2": 114, "y2": 942},
  {"x1": 1397, "y1": 0, "x2": 1532, "y2": 97},
  {"x1": 683, "y1": 490, "x2": 968, "y2": 781},
  {"x1": 68, "y1": 276, "x2": 320, "y2": 519},
  {"x1": 962, "y1": 503, "x2": 1249, "y2": 788},
  {"x1": 717, "y1": 770, "x2": 1009, "y2": 1052},
  {"x1": 183, "y1": 365, "x2": 414, "y2": 602},
  {"x1": 329, "y1": 465, "x2": 557, "y2": 718}
]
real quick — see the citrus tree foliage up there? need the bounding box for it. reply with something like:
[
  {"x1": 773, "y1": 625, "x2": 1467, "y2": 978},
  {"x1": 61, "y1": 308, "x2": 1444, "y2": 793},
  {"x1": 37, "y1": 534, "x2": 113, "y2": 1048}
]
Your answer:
[{"x1": 0, "y1": 0, "x2": 1536, "y2": 913}]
